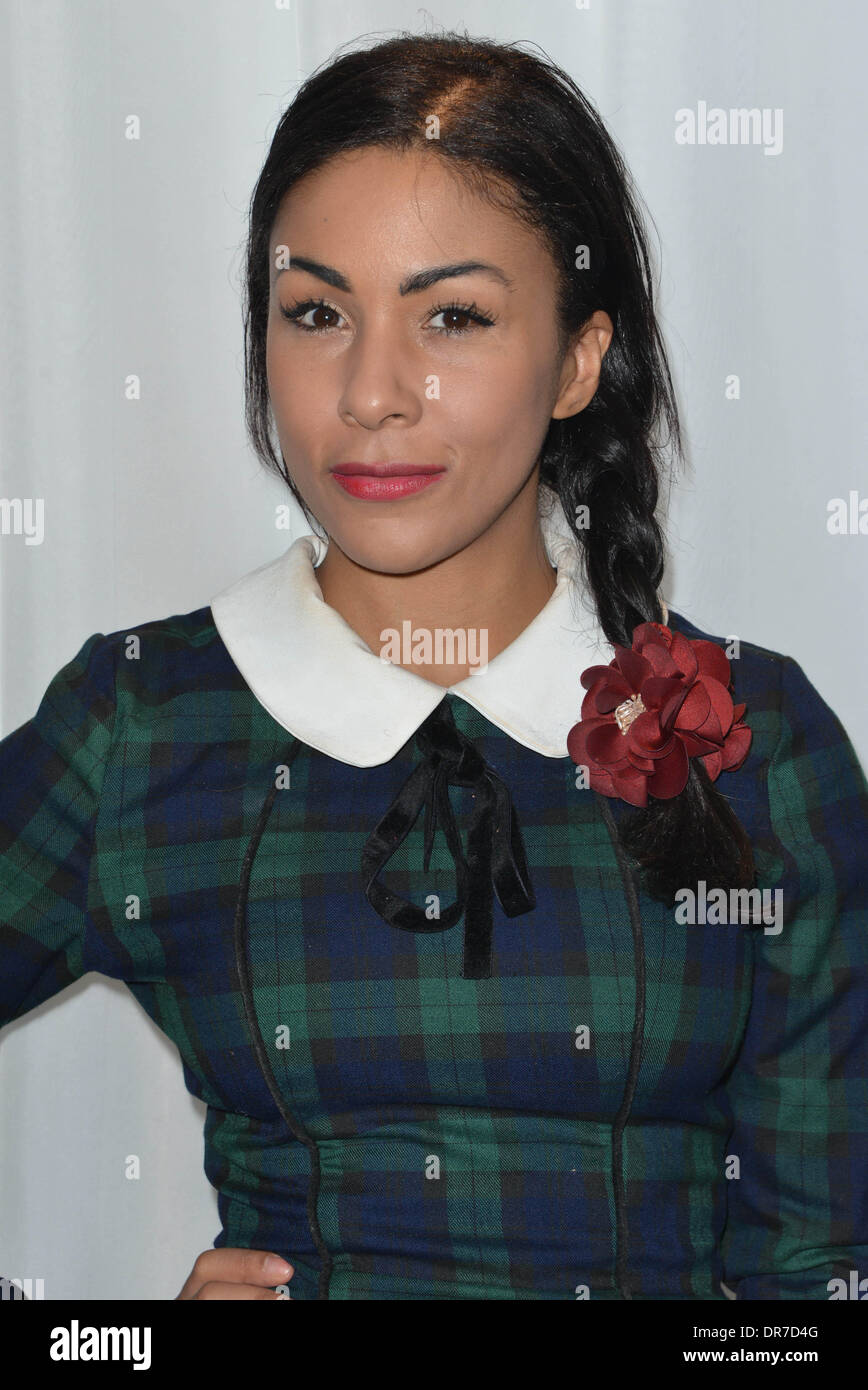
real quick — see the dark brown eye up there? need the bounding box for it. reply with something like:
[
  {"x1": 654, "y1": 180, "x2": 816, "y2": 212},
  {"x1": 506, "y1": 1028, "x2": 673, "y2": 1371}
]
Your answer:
[
  {"x1": 428, "y1": 300, "x2": 497, "y2": 335},
  {"x1": 440, "y1": 308, "x2": 472, "y2": 331},
  {"x1": 308, "y1": 304, "x2": 339, "y2": 329},
  {"x1": 279, "y1": 299, "x2": 344, "y2": 332}
]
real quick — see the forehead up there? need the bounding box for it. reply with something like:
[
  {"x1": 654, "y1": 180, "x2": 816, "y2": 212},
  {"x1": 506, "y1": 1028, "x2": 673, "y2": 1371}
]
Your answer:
[{"x1": 267, "y1": 146, "x2": 548, "y2": 280}]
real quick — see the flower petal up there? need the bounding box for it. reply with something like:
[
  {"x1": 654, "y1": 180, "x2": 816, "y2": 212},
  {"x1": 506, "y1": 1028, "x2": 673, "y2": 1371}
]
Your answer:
[
  {"x1": 587, "y1": 721, "x2": 631, "y2": 765},
  {"x1": 720, "y1": 723, "x2": 752, "y2": 771},
  {"x1": 580, "y1": 662, "x2": 617, "y2": 692},
  {"x1": 640, "y1": 675, "x2": 684, "y2": 711},
  {"x1": 658, "y1": 682, "x2": 690, "y2": 730},
  {"x1": 613, "y1": 766, "x2": 649, "y2": 807},
  {"x1": 674, "y1": 681, "x2": 710, "y2": 731},
  {"x1": 669, "y1": 630, "x2": 698, "y2": 681},
  {"x1": 566, "y1": 716, "x2": 603, "y2": 763},
  {"x1": 646, "y1": 740, "x2": 690, "y2": 798},
  {"x1": 614, "y1": 647, "x2": 652, "y2": 691},
  {"x1": 589, "y1": 670, "x2": 634, "y2": 713},
  {"x1": 628, "y1": 709, "x2": 671, "y2": 755},
  {"x1": 640, "y1": 642, "x2": 679, "y2": 679},
  {"x1": 588, "y1": 767, "x2": 618, "y2": 797},
  {"x1": 678, "y1": 728, "x2": 721, "y2": 757},
  {"x1": 691, "y1": 639, "x2": 731, "y2": 688},
  {"x1": 626, "y1": 748, "x2": 658, "y2": 774},
  {"x1": 701, "y1": 749, "x2": 723, "y2": 780},
  {"x1": 701, "y1": 677, "x2": 735, "y2": 738}
]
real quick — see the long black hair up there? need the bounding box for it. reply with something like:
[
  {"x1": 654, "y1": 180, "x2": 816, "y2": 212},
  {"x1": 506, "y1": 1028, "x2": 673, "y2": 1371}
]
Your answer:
[{"x1": 241, "y1": 28, "x2": 756, "y2": 904}]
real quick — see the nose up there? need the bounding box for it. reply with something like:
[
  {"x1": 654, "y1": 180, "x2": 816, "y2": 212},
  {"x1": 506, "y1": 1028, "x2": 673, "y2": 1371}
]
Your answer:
[{"x1": 337, "y1": 320, "x2": 424, "y2": 429}]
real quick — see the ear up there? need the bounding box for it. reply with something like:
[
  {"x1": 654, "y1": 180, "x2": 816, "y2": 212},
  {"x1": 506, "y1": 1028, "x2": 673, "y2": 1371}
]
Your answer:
[{"x1": 551, "y1": 310, "x2": 614, "y2": 420}]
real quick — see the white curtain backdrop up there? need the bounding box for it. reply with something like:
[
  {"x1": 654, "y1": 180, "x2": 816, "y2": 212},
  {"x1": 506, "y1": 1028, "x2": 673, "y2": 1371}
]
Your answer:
[{"x1": 1, "y1": 0, "x2": 865, "y2": 1300}]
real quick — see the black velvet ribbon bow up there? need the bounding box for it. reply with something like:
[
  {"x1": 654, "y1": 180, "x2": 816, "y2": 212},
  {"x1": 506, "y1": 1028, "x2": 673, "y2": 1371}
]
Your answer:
[{"x1": 360, "y1": 698, "x2": 536, "y2": 979}]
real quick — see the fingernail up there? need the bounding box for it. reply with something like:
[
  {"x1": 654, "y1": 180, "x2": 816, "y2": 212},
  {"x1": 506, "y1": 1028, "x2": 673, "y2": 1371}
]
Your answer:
[{"x1": 264, "y1": 1255, "x2": 293, "y2": 1280}]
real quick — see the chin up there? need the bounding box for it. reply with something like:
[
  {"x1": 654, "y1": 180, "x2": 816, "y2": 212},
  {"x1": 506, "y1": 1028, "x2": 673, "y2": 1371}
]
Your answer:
[
  {"x1": 329, "y1": 532, "x2": 452, "y2": 576},
  {"x1": 339, "y1": 504, "x2": 481, "y2": 567}
]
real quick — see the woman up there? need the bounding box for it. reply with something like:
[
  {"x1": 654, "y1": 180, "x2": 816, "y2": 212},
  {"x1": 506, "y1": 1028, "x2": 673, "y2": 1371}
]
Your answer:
[{"x1": 3, "y1": 31, "x2": 867, "y2": 1302}]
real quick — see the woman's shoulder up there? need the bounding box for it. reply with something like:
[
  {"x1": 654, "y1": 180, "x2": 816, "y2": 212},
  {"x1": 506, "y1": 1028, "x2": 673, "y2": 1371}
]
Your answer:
[
  {"x1": 665, "y1": 604, "x2": 865, "y2": 786},
  {"x1": 112, "y1": 603, "x2": 233, "y2": 674},
  {"x1": 665, "y1": 603, "x2": 792, "y2": 669},
  {"x1": 47, "y1": 604, "x2": 249, "y2": 733},
  {"x1": 665, "y1": 602, "x2": 810, "y2": 708}
]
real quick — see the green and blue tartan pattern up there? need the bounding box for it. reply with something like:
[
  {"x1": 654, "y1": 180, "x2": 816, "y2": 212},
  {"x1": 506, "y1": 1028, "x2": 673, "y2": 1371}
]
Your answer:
[{"x1": 1, "y1": 604, "x2": 867, "y2": 1299}]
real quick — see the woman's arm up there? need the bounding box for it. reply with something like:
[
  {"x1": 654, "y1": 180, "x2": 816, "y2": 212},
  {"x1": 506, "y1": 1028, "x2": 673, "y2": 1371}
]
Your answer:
[
  {"x1": 720, "y1": 654, "x2": 868, "y2": 1299},
  {"x1": 0, "y1": 632, "x2": 116, "y2": 1024}
]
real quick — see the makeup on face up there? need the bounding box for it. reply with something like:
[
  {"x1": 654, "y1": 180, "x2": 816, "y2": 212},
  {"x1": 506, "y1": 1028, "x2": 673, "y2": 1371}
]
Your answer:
[{"x1": 330, "y1": 461, "x2": 447, "y2": 501}]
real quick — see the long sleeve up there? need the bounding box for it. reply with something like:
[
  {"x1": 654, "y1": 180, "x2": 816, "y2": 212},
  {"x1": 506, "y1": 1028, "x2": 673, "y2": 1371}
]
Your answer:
[
  {"x1": 720, "y1": 654, "x2": 868, "y2": 1299},
  {"x1": 0, "y1": 632, "x2": 117, "y2": 1027}
]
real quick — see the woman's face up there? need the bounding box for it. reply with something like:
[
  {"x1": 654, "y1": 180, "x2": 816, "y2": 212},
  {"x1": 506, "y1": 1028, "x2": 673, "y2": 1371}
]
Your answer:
[{"x1": 265, "y1": 145, "x2": 608, "y2": 573}]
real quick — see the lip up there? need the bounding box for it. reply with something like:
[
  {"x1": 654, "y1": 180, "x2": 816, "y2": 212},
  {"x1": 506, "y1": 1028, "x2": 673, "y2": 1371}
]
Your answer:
[
  {"x1": 332, "y1": 472, "x2": 445, "y2": 500},
  {"x1": 331, "y1": 462, "x2": 445, "y2": 477},
  {"x1": 330, "y1": 461, "x2": 447, "y2": 501}
]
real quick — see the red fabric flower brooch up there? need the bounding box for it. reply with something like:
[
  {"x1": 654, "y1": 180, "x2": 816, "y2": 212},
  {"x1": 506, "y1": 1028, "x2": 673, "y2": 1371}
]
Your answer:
[{"x1": 567, "y1": 622, "x2": 752, "y2": 807}]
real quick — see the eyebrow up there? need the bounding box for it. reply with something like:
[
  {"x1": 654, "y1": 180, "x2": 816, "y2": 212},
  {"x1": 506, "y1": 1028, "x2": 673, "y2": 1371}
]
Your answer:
[{"x1": 274, "y1": 256, "x2": 515, "y2": 295}]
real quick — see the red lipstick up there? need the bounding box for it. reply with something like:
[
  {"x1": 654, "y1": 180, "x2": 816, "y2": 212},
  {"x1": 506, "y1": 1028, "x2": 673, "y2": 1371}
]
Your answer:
[{"x1": 330, "y1": 462, "x2": 446, "y2": 501}]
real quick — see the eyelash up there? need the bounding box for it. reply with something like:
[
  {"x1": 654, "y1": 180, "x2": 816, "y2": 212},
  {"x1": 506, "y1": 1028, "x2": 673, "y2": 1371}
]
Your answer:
[{"x1": 278, "y1": 297, "x2": 498, "y2": 336}]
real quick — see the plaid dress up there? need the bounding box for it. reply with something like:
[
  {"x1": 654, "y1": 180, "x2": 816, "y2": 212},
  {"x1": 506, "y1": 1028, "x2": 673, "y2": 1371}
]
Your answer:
[{"x1": 1, "y1": 602, "x2": 867, "y2": 1300}]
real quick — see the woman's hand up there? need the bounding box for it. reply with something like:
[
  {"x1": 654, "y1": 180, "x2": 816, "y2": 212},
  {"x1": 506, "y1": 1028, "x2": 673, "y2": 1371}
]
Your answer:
[{"x1": 176, "y1": 1248, "x2": 294, "y2": 1300}]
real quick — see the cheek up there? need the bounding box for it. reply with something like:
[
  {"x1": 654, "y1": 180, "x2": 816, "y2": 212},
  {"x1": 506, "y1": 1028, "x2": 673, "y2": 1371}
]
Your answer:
[
  {"x1": 266, "y1": 336, "x2": 321, "y2": 444},
  {"x1": 442, "y1": 357, "x2": 554, "y2": 462}
]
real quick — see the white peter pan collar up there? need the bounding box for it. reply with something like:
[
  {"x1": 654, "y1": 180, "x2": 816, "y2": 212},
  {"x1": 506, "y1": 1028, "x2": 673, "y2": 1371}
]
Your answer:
[{"x1": 209, "y1": 487, "x2": 668, "y2": 768}]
